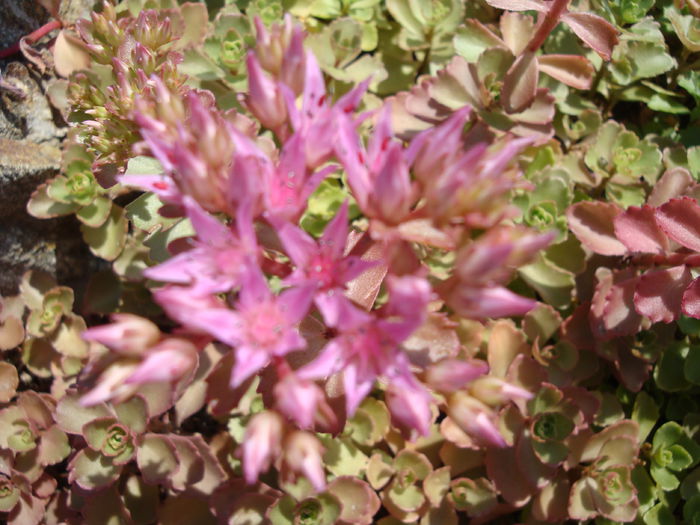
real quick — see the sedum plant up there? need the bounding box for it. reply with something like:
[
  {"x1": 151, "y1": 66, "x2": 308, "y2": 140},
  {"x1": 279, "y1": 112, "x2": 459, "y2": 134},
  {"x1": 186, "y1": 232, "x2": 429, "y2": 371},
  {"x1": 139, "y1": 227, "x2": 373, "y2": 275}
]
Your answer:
[{"x1": 8, "y1": 0, "x2": 700, "y2": 523}]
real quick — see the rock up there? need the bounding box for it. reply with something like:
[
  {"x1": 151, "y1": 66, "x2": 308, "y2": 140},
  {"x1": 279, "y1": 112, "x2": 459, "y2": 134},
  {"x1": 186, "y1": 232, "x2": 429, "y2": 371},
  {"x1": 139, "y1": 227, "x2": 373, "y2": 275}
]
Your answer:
[{"x1": 0, "y1": 0, "x2": 101, "y2": 295}]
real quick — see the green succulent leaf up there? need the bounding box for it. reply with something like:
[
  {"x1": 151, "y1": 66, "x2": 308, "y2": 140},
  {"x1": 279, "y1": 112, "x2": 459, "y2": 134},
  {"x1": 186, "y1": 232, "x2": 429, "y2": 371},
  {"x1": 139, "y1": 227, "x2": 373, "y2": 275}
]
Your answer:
[
  {"x1": 632, "y1": 391, "x2": 660, "y2": 444},
  {"x1": 685, "y1": 345, "x2": 700, "y2": 385},
  {"x1": 320, "y1": 435, "x2": 368, "y2": 477},
  {"x1": 654, "y1": 342, "x2": 691, "y2": 392},
  {"x1": 27, "y1": 181, "x2": 81, "y2": 218},
  {"x1": 81, "y1": 203, "x2": 128, "y2": 261},
  {"x1": 450, "y1": 477, "x2": 497, "y2": 515},
  {"x1": 0, "y1": 480, "x2": 20, "y2": 512}
]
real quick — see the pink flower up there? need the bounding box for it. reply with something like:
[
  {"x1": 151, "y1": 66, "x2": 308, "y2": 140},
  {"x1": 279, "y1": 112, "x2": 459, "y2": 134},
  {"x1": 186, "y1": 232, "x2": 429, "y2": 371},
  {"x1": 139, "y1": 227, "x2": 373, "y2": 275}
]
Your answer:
[
  {"x1": 144, "y1": 197, "x2": 258, "y2": 295},
  {"x1": 277, "y1": 201, "x2": 376, "y2": 321},
  {"x1": 335, "y1": 108, "x2": 414, "y2": 225},
  {"x1": 129, "y1": 84, "x2": 241, "y2": 214},
  {"x1": 285, "y1": 51, "x2": 370, "y2": 169},
  {"x1": 299, "y1": 275, "x2": 432, "y2": 418},
  {"x1": 192, "y1": 267, "x2": 314, "y2": 387},
  {"x1": 409, "y1": 112, "x2": 534, "y2": 227},
  {"x1": 229, "y1": 127, "x2": 335, "y2": 225}
]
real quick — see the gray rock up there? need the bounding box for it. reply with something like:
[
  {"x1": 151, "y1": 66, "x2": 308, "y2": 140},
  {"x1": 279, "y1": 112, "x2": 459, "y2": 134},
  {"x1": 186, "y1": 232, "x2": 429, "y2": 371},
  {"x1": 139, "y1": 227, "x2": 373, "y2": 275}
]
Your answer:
[{"x1": 0, "y1": 0, "x2": 101, "y2": 295}]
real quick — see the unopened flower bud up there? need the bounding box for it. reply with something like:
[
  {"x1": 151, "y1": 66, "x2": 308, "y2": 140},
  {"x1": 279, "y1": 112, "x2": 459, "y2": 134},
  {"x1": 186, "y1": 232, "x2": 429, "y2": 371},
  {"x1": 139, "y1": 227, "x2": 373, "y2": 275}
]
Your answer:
[
  {"x1": 242, "y1": 411, "x2": 284, "y2": 485},
  {"x1": 283, "y1": 431, "x2": 326, "y2": 491},
  {"x1": 447, "y1": 391, "x2": 507, "y2": 448},
  {"x1": 425, "y1": 359, "x2": 489, "y2": 393},
  {"x1": 82, "y1": 314, "x2": 161, "y2": 355},
  {"x1": 469, "y1": 376, "x2": 533, "y2": 406}
]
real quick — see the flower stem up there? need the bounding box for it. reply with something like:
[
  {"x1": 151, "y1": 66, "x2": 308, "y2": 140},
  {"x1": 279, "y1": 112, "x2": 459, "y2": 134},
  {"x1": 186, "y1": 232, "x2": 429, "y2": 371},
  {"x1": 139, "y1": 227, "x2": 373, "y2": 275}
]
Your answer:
[
  {"x1": 527, "y1": 0, "x2": 569, "y2": 53},
  {"x1": 0, "y1": 20, "x2": 62, "y2": 59}
]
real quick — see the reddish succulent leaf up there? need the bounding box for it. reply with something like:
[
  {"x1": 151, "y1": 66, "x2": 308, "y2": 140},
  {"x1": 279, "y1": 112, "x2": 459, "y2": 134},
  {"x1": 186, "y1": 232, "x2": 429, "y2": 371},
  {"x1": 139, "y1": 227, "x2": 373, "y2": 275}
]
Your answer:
[
  {"x1": 502, "y1": 50, "x2": 539, "y2": 114},
  {"x1": 567, "y1": 201, "x2": 626, "y2": 256},
  {"x1": 634, "y1": 265, "x2": 693, "y2": 323},
  {"x1": 590, "y1": 268, "x2": 637, "y2": 340},
  {"x1": 647, "y1": 168, "x2": 694, "y2": 207},
  {"x1": 682, "y1": 278, "x2": 700, "y2": 319},
  {"x1": 537, "y1": 54, "x2": 594, "y2": 90},
  {"x1": 603, "y1": 275, "x2": 643, "y2": 337},
  {"x1": 655, "y1": 197, "x2": 700, "y2": 252},
  {"x1": 484, "y1": 445, "x2": 533, "y2": 506},
  {"x1": 561, "y1": 303, "x2": 596, "y2": 351},
  {"x1": 561, "y1": 12, "x2": 619, "y2": 60},
  {"x1": 614, "y1": 346, "x2": 651, "y2": 392},
  {"x1": 613, "y1": 205, "x2": 669, "y2": 254},
  {"x1": 345, "y1": 236, "x2": 388, "y2": 310}
]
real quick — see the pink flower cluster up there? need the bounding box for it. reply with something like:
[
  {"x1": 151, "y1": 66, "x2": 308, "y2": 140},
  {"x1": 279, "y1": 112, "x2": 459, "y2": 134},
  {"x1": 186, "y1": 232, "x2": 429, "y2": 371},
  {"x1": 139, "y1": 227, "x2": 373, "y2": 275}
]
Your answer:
[{"x1": 82, "y1": 17, "x2": 552, "y2": 487}]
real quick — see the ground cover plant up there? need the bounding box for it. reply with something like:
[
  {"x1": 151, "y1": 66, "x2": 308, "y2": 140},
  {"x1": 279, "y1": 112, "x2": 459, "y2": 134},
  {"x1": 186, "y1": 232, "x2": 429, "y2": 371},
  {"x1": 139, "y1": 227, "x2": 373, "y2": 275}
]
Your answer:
[{"x1": 5, "y1": 0, "x2": 700, "y2": 523}]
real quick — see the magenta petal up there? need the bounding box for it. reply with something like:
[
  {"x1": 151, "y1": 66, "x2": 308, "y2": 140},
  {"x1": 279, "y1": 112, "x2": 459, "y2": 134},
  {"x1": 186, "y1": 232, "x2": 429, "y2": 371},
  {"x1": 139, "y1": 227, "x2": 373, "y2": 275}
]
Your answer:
[
  {"x1": 634, "y1": 266, "x2": 693, "y2": 323},
  {"x1": 190, "y1": 308, "x2": 243, "y2": 346},
  {"x1": 278, "y1": 285, "x2": 315, "y2": 324},
  {"x1": 425, "y1": 359, "x2": 489, "y2": 392},
  {"x1": 682, "y1": 278, "x2": 700, "y2": 319},
  {"x1": 385, "y1": 376, "x2": 433, "y2": 437},
  {"x1": 231, "y1": 345, "x2": 270, "y2": 387},
  {"x1": 613, "y1": 205, "x2": 669, "y2": 254},
  {"x1": 301, "y1": 51, "x2": 327, "y2": 120},
  {"x1": 183, "y1": 196, "x2": 228, "y2": 244},
  {"x1": 119, "y1": 174, "x2": 183, "y2": 205},
  {"x1": 143, "y1": 252, "x2": 199, "y2": 285},
  {"x1": 321, "y1": 201, "x2": 349, "y2": 260},
  {"x1": 334, "y1": 114, "x2": 370, "y2": 207},
  {"x1": 297, "y1": 340, "x2": 343, "y2": 380},
  {"x1": 655, "y1": 197, "x2": 700, "y2": 252},
  {"x1": 343, "y1": 365, "x2": 374, "y2": 416},
  {"x1": 278, "y1": 223, "x2": 316, "y2": 268},
  {"x1": 239, "y1": 267, "x2": 273, "y2": 307},
  {"x1": 367, "y1": 107, "x2": 396, "y2": 167},
  {"x1": 372, "y1": 144, "x2": 412, "y2": 220},
  {"x1": 335, "y1": 77, "x2": 370, "y2": 114},
  {"x1": 315, "y1": 292, "x2": 370, "y2": 329}
]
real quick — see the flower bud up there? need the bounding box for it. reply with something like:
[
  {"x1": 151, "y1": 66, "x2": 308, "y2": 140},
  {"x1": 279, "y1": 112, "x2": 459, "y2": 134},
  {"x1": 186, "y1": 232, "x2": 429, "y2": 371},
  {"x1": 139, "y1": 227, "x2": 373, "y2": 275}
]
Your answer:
[
  {"x1": 283, "y1": 431, "x2": 326, "y2": 491},
  {"x1": 469, "y1": 376, "x2": 533, "y2": 406},
  {"x1": 447, "y1": 391, "x2": 507, "y2": 448},
  {"x1": 242, "y1": 411, "x2": 284, "y2": 484},
  {"x1": 82, "y1": 314, "x2": 160, "y2": 355},
  {"x1": 245, "y1": 53, "x2": 288, "y2": 134}
]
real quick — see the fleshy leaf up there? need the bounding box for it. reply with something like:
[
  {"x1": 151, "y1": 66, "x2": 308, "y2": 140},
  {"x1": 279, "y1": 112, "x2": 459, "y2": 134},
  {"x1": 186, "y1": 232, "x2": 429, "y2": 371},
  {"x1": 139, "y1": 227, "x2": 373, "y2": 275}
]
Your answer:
[{"x1": 567, "y1": 201, "x2": 627, "y2": 255}]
